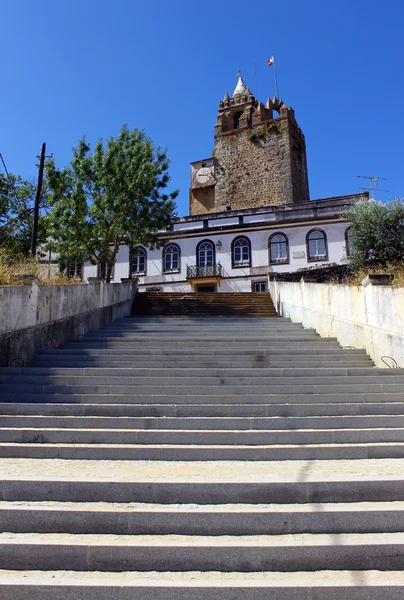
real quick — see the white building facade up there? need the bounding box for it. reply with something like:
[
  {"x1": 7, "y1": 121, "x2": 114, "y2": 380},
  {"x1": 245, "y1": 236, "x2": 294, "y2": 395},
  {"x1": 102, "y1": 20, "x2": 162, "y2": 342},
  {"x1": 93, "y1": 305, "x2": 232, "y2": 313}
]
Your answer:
[
  {"x1": 83, "y1": 75, "x2": 366, "y2": 292},
  {"x1": 83, "y1": 196, "x2": 361, "y2": 293}
]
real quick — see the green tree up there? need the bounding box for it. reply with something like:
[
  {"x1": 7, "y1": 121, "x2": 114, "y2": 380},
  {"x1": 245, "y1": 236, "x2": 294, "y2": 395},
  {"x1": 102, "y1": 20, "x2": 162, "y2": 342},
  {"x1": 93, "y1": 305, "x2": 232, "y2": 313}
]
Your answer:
[
  {"x1": 346, "y1": 198, "x2": 404, "y2": 270},
  {"x1": 46, "y1": 125, "x2": 178, "y2": 282},
  {"x1": 0, "y1": 173, "x2": 48, "y2": 256}
]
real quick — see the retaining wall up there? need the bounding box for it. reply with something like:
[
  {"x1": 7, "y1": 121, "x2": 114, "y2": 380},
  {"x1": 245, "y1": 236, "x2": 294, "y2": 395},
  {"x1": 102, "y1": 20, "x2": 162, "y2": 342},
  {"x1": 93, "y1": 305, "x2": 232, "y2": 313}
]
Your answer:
[
  {"x1": 0, "y1": 280, "x2": 137, "y2": 367},
  {"x1": 269, "y1": 280, "x2": 404, "y2": 368}
]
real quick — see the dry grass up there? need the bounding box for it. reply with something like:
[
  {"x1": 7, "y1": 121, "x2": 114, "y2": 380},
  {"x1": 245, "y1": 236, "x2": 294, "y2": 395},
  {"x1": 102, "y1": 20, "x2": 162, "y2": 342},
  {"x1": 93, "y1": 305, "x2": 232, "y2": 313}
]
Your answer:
[
  {"x1": 331, "y1": 264, "x2": 404, "y2": 287},
  {"x1": 0, "y1": 251, "x2": 80, "y2": 286}
]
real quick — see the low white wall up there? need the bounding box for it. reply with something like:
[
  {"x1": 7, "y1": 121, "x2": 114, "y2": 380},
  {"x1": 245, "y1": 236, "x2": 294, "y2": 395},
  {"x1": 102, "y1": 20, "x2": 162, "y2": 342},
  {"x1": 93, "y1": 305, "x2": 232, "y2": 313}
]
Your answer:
[
  {"x1": 0, "y1": 280, "x2": 137, "y2": 367},
  {"x1": 0, "y1": 280, "x2": 135, "y2": 335},
  {"x1": 269, "y1": 280, "x2": 404, "y2": 368}
]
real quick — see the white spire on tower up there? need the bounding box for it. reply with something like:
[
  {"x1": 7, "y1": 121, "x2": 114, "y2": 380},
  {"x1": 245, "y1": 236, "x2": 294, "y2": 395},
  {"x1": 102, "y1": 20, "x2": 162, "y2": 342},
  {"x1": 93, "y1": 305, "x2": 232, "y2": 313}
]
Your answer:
[{"x1": 233, "y1": 71, "x2": 247, "y2": 97}]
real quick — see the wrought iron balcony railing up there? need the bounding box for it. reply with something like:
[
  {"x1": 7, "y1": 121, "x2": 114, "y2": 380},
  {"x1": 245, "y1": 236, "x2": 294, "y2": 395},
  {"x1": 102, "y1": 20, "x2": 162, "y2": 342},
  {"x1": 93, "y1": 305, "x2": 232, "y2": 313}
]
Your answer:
[{"x1": 186, "y1": 263, "x2": 223, "y2": 279}]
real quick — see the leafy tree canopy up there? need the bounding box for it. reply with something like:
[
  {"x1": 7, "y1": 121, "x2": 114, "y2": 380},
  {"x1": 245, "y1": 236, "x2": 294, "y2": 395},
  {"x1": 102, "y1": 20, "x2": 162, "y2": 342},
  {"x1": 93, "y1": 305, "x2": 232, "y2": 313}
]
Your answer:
[
  {"x1": 46, "y1": 125, "x2": 178, "y2": 281},
  {"x1": 346, "y1": 198, "x2": 404, "y2": 270},
  {"x1": 0, "y1": 173, "x2": 48, "y2": 257}
]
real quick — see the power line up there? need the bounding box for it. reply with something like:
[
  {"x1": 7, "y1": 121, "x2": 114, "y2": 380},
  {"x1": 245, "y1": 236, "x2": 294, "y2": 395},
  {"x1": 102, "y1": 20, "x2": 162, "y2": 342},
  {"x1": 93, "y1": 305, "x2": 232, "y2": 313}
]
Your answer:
[{"x1": 0, "y1": 153, "x2": 11, "y2": 179}]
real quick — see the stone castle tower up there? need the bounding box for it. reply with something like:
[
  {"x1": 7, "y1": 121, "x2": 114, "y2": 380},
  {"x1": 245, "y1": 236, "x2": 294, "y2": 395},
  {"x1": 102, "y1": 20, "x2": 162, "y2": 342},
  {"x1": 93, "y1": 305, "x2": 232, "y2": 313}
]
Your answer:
[{"x1": 189, "y1": 74, "x2": 310, "y2": 216}]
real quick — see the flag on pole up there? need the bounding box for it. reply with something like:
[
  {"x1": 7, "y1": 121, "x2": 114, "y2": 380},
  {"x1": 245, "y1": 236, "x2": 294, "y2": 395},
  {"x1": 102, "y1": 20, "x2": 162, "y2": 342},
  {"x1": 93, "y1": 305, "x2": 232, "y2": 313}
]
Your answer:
[{"x1": 267, "y1": 55, "x2": 275, "y2": 67}]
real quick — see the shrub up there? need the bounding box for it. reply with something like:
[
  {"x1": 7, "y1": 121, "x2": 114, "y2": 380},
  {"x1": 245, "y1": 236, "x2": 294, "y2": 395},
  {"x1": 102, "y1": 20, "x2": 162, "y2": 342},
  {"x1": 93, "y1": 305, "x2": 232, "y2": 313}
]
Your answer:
[{"x1": 345, "y1": 198, "x2": 404, "y2": 271}]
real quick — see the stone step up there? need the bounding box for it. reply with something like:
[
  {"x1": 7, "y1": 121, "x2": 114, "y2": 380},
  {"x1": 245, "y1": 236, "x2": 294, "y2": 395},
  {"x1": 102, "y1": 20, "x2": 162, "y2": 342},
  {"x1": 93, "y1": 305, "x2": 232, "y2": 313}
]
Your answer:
[
  {"x1": 78, "y1": 333, "x2": 322, "y2": 341},
  {"x1": 0, "y1": 384, "x2": 404, "y2": 403},
  {"x1": 101, "y1": 327, "x2": 306, "y2": 334},
  {"x1": 2, "y1": 414, "x2": 404, "y2": 430},
  {"x1": 91, "y1": 327, "x2": 311, "y2": 335},
  {"x1": 141, "y1": 300, "x2": 275, "y2": 304},
  {"x1": 2, "y1": 426, "x2": 404, "y2": 446},
  {"x1": 102, "y1": 321, "x2": 306, "y2": 328},
  {"x1": 2, "y1": 401, "x2": 404, "y2": 417},
  {"x1": 2, "y1": 500, "x2": 404, "y2": 535},
  {"x1": 0, "y1": 383, "x2": 404, "y2": 404},
  {"x1": 1, "y1": 531, "x2": 404, "y2": 572},
  {"x1": 2, "y1": 441, "x2": 404, "y2": 460},
  {"x1": 30, "y1": 359, "x2": 373, "y2": 369},
  {"x1": 32, "y1": 352, "x2": 371, "y2": 363},
  {"x1": 1, "y1": 307, "x2": 402, "y2": 591},
  {"x1": 62, "y1": 342, "x2": 343, "y2": 351},
  {"x1": 2, "y1": 458, "x2": 404, "y2": 503},
  {"x1": 4, "y1": 367, "x2": 390, "y2": 378},
  {"x1": 133, "y1": 312, "x2": 279, "y2": 316},
  {"x1": 112, "y1": 316, "x2": 289, "y2": 321},
  {"x1": 37, "y1": 347, "x2": 367, "y2": 356},
  {"x1": 1, "y1": 569, "x2": 403, "y2": 600},
  {"x1": 2, "y1": 392, "x2": 403, "y2": 405},
  {"x1": 4, "y1": 371, "x2": 395, "y2": 384}
]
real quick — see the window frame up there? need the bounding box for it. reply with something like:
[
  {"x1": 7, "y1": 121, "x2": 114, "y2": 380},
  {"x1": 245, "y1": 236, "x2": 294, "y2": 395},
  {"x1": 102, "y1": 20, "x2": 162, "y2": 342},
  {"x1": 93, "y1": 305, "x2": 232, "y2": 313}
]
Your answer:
[
  {"x1": 268, "y1": 232, "x2": 289, "y2": 265},
  {"x1": 196, "y1": 239, "x2": 216, "y2": 268},
  {"x1": 252, "y1": 280, "x2": 267, "y2": 292},
  {"x1": 162, "y1": 243, "x2": 181, "y2": 273},
  {"x1": 345, "y1": 227, "x2": 352, "y2": 257},
  {"x1": 306, "y1": 228, "x2": 328, "y2": 262},
  {"x1": 231, "y1": 236, "x2": 251, "y2": 269},
  {"x1": 130, "y1": 246, "x2": 147, "y2": 277}
]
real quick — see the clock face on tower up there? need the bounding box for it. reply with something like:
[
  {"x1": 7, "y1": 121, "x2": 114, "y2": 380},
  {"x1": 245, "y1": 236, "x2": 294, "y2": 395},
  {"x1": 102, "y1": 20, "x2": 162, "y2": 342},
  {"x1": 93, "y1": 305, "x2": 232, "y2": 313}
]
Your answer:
[{"x1": 195, "y1": 167, "x2": 212, "y2": 185}]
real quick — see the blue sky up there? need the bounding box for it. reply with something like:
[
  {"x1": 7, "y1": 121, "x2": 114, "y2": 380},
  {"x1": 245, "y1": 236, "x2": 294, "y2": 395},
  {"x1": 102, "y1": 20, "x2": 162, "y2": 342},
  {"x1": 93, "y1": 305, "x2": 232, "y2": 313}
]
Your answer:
[{"x1": 1, "y1": 0, "x2": 402, "y2": 216}]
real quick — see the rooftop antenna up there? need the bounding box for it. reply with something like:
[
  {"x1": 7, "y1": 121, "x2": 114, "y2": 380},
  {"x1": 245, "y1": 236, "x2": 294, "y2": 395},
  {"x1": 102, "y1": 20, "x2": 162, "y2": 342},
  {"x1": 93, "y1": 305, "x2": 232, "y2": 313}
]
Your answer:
[{"x1": 357, "y1": 175, "x2": 389, "y2": 200}]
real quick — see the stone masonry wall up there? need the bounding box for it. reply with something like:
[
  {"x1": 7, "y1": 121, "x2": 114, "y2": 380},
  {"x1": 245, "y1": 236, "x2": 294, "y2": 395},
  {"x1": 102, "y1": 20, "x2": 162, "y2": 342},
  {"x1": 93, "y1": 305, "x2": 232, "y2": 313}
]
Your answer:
[{"x1": 212, "y1": 115, "x2": 309, "y2": 213}]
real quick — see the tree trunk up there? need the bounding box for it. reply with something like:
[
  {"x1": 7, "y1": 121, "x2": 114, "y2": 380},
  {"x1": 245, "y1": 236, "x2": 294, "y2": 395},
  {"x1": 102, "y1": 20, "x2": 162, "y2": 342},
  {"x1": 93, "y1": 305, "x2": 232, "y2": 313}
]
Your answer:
[
  {"x1": 106, "y1": 263, "x2": 113, "y2": 283},
  {"x1": 99, "y1": 259, "x2": 107, "y2": 281}
]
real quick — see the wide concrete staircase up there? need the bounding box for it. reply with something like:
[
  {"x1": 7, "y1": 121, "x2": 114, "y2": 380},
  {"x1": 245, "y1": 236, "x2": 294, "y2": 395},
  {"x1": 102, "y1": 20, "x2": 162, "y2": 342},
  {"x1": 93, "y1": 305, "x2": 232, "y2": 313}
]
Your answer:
[
  {"x1": 132, "y1": 291, "x2": 277, "y2": 316},
  {"x1": 1, "y1": 315, "x2": 404, "y2": 597}
]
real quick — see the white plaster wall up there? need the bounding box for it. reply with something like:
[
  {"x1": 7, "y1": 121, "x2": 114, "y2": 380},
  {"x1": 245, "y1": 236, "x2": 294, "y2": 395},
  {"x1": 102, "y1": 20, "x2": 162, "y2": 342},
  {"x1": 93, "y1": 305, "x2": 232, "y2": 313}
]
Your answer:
[
  {"x1": 269, "y1": 280, "x2": 404, "y2": 368},
  {"x1": 82, "y1": 221, "x2": 350, "y2": 291},
  {"x1": 112, "y1": 245, "x2": 130, "y2": 281},
  {"x1": 82, "y1": 245, "x2": 130, "y2": 283}
]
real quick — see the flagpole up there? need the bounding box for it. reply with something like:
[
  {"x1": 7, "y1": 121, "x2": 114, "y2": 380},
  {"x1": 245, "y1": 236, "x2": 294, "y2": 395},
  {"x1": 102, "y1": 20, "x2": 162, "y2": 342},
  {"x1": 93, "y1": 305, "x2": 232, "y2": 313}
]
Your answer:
[
  {"x1": 254, "y1": 62, "x2": 258, "y2": 99},
  {"x1": 273, "y1": 54, "x2": 279, "y2": 99}
]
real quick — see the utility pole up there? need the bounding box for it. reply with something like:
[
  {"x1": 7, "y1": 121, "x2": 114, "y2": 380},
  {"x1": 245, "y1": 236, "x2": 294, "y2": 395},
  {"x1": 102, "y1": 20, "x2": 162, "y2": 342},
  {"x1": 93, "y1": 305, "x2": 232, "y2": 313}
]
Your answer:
[{"x1": 31, "y1": 142, "x2": 46, "y2": 256}]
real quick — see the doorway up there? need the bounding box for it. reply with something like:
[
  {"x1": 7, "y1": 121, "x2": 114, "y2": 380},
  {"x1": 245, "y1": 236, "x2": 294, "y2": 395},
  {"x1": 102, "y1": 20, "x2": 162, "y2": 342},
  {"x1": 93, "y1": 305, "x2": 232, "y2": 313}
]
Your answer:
[{"x1": 197, "y1": 285, "x2": 216, "y2": 292}]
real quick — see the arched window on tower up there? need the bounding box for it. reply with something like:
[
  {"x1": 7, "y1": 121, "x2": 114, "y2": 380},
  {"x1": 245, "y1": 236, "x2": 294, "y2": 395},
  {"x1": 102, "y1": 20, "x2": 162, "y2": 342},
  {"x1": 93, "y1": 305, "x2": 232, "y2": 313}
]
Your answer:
[
  {"x1": 130, "y1": 246, "x2": 147, "y2": 277},
  {"x1": 306, "y1": 229, "x2": 328, "y2": 261},
  {"x1": 232, "y1": 236, "x2": 251, "y2": 268},
  {"x1": 269, "y1": 233, "x2": 289, "y2": 264},
  {"x1": 163, "y1": 243, "x2": 180, "y2": 273},
  {"x1": 233, "y1": 111, "x2": 243, "y2": 129}
]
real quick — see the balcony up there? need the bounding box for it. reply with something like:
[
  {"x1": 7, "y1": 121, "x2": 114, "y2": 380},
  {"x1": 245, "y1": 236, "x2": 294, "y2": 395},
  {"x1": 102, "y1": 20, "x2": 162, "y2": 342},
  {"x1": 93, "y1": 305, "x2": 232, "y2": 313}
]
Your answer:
[
  {"x1": 186, "y1": 264, "x2": 223, "y2": 279},
  {"x1": 186, "y1": 264, "x2": 223, "y2": 290}
]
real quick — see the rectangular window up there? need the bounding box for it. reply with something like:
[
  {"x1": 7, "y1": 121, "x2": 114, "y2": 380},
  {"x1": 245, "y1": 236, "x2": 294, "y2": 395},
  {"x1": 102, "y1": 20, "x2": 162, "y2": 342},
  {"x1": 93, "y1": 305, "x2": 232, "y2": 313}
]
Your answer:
[
  {"x1": 132, "y1": 255, "x2": 145, "y2": 274},
  {"x1": 253, "y1": 281, "x2": 267, "y2": 292},
  {"x1": 200, "y1": 250, "x2": 213, "y2": 267},
  {"x1": 234, "y1": 247, "x2": 250, "y2": 265},
  {"x1": 272, "y1": 243, "x2": 287, "y2": 261},
  {"x1": 164, "y1": 250, "x2": 180, "y2": 272},
  {"x1": 309, "y1": 239, "x2": 326, "y2": 258}
]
